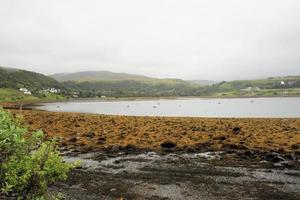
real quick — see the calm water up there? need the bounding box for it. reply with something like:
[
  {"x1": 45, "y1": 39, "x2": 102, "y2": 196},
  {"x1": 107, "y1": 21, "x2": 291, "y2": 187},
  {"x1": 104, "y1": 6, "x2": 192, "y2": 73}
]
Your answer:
[{"x1": 34, "y1": 97, "x2": 300, "y2": 118}]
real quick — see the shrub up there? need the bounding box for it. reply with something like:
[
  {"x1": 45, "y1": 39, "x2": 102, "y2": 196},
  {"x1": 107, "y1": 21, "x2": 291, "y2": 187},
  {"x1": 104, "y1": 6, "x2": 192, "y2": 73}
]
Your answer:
[{"x1": 0, "y1": 108, "x2": 72, "y2": 199}]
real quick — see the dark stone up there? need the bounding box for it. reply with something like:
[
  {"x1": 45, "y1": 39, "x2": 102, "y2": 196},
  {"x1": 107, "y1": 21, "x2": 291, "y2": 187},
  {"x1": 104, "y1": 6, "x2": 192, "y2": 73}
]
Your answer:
[
  {"x1": 61, "y1": 141, "x2": 68, "y2": 147},
  {"x1": 291, "y1": 144, "x2": 300, "y2": 149},
  {"x1": 191, "y1": 126, "x2": 202, "y2": 131},
  {"x1": 232, "y1": 127, "x2": 241, "y2": 134},
  {"x1": 222, "y1": 143, "x2": 247, "y2": 150},
  {"x1": 273, "y1": 161, "x2": 294, "y2": 168},
  {"x1": 123, "y1": 144, "x2": 136, "y2": 150},
  {"x1": 244, "y1": 150, "x2": 256, "y2": 158},
  {"x1": 69, "y1": 137, "x2": 78, "y2": 142},
  {"x1": 265, "y1": 152, "x2": 286, "y2": 163},
  {"x1": 286, "y1": 153, "x2": 297, "y2": 161},
  {"x1": 214, "y1": 135, "x2": 226, "y2": 140},
  {"x1": 98, "y1": 137, "x2": 106, "y2": 141},
  {"x1": 160, "y1": 141, "x2": 177, "y2": 149},
  {"x1": 84, "y1": 131, "x2": 95, "y2": 138}
]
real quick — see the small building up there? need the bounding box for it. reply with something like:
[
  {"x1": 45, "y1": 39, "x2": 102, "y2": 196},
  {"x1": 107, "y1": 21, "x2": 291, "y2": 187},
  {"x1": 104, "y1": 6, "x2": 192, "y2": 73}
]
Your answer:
[
  {"x1": 49, "y1": 88, "x2": 60, "y2": 93},
  {"x1": 19, "y1": 88, "x2": 32, "y2": 95},
  {"x1": 240, "y1": 87, "x2": 261, "y2": 92},
  {"x1": 24, "y1": 91, "x2": 32, "y2": 95}
]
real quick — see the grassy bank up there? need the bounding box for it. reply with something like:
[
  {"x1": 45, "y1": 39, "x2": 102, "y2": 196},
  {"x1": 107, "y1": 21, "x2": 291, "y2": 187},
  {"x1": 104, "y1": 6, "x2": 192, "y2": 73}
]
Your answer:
[{"x1": 0, "y1": 88, "x2": 66, "y2": 104}]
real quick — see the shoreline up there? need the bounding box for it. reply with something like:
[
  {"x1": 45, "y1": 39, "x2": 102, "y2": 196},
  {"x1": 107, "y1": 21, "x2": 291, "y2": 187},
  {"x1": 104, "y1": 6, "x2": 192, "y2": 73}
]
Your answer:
[{"x1": 2, "y1": 94, "x2": 300, "y2": 108}]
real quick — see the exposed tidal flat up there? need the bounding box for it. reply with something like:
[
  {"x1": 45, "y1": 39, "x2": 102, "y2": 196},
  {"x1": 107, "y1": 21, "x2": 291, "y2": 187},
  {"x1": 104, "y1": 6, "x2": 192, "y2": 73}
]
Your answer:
[
  {"x1": 7, "y1": 109, "x2": 300, "y2": 199},
  {"x1": 10, "y1": 109, "x2": 300, "y2": 154}
]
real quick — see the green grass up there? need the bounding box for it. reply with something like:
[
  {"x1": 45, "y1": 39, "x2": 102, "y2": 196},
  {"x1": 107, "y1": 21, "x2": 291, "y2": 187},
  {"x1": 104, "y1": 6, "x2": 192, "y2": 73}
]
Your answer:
[
  {"x1": 0, "y1": 88, "x2": 66, "y2": 103},
  {"x1": 213, "y1": 87, "x2": 300, "y2": 97}
]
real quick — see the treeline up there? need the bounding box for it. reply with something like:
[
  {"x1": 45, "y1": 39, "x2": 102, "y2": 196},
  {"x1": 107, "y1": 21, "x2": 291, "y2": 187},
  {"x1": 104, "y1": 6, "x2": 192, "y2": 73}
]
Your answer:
[
  {"x1": 63, "y1": 76, "x2": 300, "y2": 98},
  {"x1": 63, "y1": 80, "x2": 213, "y2": 97}
]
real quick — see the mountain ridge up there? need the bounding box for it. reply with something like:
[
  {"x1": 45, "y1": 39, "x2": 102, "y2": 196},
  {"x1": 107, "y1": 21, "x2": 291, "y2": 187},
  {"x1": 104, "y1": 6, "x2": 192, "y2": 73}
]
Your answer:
[{"x1": 51, "y1": 71, "x2": 157, "y2": 82}]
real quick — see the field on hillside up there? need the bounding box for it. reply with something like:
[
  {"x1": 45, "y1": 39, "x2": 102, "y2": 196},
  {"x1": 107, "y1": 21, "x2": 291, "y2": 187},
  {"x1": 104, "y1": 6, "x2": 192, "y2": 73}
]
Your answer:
[{"x1": 0, "y1": 88, "x2": 65, "y2": 103}]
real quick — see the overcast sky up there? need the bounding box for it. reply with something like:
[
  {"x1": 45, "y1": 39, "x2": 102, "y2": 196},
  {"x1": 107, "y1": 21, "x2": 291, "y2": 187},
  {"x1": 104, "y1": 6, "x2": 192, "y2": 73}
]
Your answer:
[{"x1": 0, "y1": 0, "x2": 300, "y2": 81}]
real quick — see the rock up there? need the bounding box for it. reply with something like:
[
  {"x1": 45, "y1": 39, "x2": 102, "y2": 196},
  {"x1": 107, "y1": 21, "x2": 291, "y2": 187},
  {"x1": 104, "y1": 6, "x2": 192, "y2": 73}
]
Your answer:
[
  {"x1": 291, "y1": 143, "x2": 300, "y2": 149},
  {"x1": 286, "y1": 153, "x2": 297, "y2": 161},
  {"x1": 160, "y1": 141, "x2": 177, "y2": 148},
  {"x1": 265, "y1": 152, "x2": 286, "y2": 163},
  {"x1": 123, "y1": 144, "x2": 136, "y2": 150},
  {"x1": 84, "y1": 131, "x2": 95, "y2": 138},
  {"x1": 214, "y1": 135, "x2": 226, "y2": 141},
  {"x1": 273, "y1": 161, "x2": 293, "y2": 168},
  {"x1": 244, "y1": 150, "x2": 256, "y2": 158},
  {"x1": 60, "y1": 141, "x2": 68, "y2": 147},
  {"x1": 191, "y1": 126, "x2": 202, "y2": 131},
  {"x1": 98, "y1": 137, "x2": 106, "y2": 141},
  {"x1": 69, "y1": 137, "x2": 78, "y2": 142},
  {"x1": 222, "y1": 143, "x2": 248, "y2": 150},
  {"x1": 232, "y1": 127, "x2": 241, "y2": 134}
]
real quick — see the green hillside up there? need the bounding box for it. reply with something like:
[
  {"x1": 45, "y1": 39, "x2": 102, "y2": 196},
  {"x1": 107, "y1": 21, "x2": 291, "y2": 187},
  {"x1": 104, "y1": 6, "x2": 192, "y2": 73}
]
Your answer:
[
  {"x1": 0, "y1": 66, "x2": 63, "y2": 90},
  {"x1": 0, "y1": 67, "x2": 65, "y2": 103},
  {"x1": 210, "y1": 76, "x2": 300, "y2": 97},
  {"x1": 62, "y1": 79, "x2": 205, "y2": 97},
  {"x1": 51, "y1": 71, "x2": 156, "y2": 82},
  {"x1": 217, "y1": 76, "x2": 300, "y2": 92},
  {"x1": 52, "y1": 71, "x2": 206, "y2": 97}
]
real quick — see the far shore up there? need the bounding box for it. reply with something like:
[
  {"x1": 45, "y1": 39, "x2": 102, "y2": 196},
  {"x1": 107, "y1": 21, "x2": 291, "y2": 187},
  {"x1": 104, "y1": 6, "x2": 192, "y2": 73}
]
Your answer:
[{"x1": 2, "y1": 94, "x2": 300, "y2": 109}]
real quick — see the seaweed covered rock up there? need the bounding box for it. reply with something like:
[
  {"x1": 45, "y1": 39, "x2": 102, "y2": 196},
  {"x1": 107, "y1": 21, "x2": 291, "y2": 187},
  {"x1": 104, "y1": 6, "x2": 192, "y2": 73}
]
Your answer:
[{"x1": 160, "y1": 141, "x2": 177, "y2": 149}]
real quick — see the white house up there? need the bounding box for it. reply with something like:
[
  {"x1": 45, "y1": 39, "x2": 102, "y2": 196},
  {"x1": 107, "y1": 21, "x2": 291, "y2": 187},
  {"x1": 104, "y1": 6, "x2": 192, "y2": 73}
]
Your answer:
[
  {"x1": 19, "y1": 88, "x2": 32, "y2": 95},
  {"x1": 43, "y1": 88, "x2": 61, "y2": 94},
  {"x1": 19, "y1": 88, "x2": 28, "y2": 92},
  {"x1": 240, "y1": 87, "x2": 261, "y2": 92},
  {"x1": 49, "y1": 88, "x2": 60, "y2": 93},
  {"x1": 24, "y1": 91, "x2": 32, "y2": 95}
]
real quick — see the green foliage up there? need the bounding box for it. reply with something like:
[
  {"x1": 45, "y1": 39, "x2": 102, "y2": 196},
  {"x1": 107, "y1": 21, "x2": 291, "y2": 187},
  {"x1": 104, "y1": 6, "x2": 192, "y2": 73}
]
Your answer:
[
  {"x1": 0, "y1": 108, "x2": 72, "y2": 199},
  {"x1": 0, "y1": 67, "x2": 64, "y2": 91},
  {"x1": 0, "y1": 108, "x2": 26, "y2": 159},
  {"x1": 63, "y1": 79, "x2": 207, "y2": 97},
  {"x1": 51, "y1": 70, "x2": 156, "y2": 82},
  {"x1": 0, "y1": 88, "x2": 66, "y2": 103}
]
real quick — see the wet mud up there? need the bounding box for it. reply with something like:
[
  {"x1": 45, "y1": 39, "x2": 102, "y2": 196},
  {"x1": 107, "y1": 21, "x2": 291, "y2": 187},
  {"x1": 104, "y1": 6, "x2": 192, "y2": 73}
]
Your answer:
[{"x1": 52, "y1": 151, "x2": 300, "y2": 200}]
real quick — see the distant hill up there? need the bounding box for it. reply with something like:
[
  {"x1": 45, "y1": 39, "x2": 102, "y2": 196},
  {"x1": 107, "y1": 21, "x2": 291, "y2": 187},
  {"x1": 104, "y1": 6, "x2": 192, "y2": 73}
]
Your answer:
[
  {"x1": 0, "y1": 66, "x2": 63, "y2": 90},
  {"x1": 217, "y1": 76, "x2": 300, "y2": 92},
  {"x1": 51, "y1": 71, "x2": 156, "y2": 82},
  {"x1": 187, "y1": 80, "x2": 217, "y2": 86},
  {"x1": 51, "y1": 71, "x2": 206, "y2": 97}
]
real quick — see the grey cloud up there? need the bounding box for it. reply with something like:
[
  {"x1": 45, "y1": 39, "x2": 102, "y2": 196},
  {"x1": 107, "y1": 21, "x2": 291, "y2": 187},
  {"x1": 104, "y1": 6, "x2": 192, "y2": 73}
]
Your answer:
[{"x1": 0, "y1": 0, "x2": 300, "y2": 80}]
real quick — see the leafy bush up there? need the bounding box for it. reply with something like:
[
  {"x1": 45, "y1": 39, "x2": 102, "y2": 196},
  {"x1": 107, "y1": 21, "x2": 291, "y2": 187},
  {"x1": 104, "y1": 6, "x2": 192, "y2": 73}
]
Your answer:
[{"x1": 0, "y1": 108, "x2": 72, "y2": 199}]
